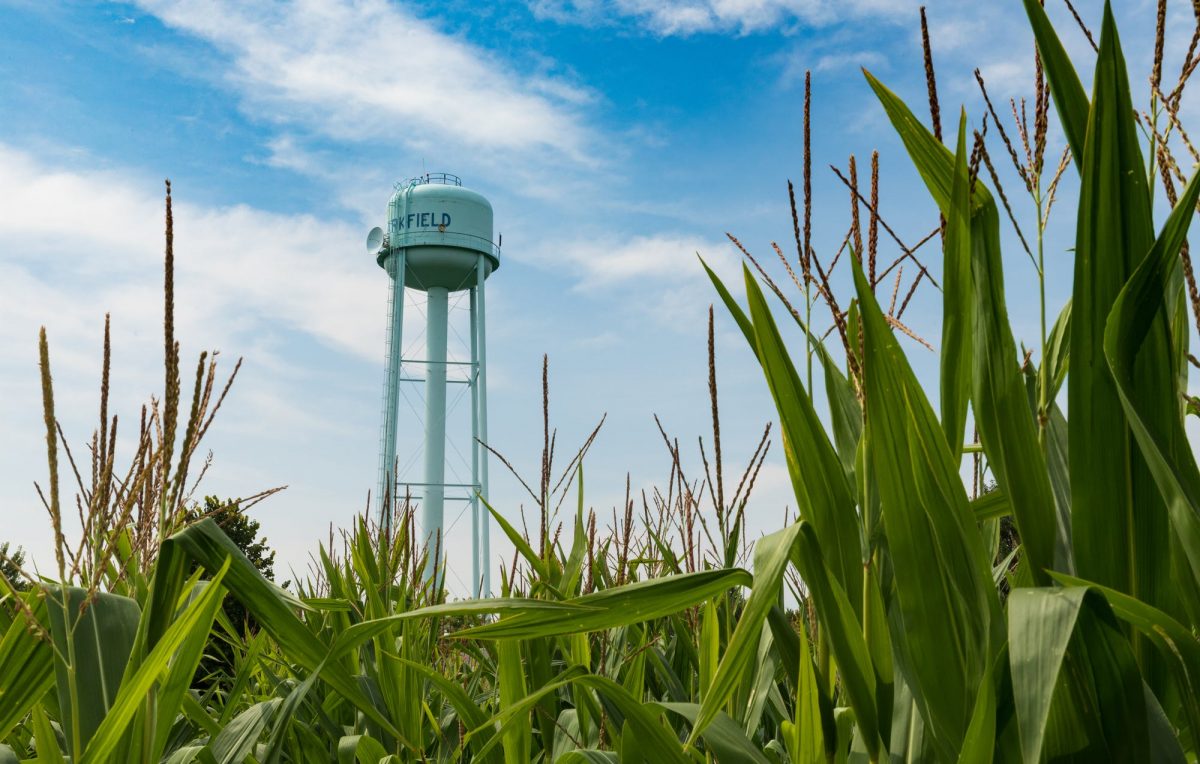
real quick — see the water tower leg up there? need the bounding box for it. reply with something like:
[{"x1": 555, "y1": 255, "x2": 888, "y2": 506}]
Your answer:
[
  {"x1": 377, "y1": 249, "x2": 406, "y2": 534},
  {"x1": 469, "y1": 284, "x2": 481, "y2": 597},
  {"x1": 475, "y1": 255, "x2": 491, "y2": 597},
  {"x1": 423, "y1": 285, "x2": 449, "y2": 584}
]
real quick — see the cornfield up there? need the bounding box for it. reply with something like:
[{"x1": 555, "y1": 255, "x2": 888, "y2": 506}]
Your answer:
[{"x1": 3, "y1": 1, "x2": 1200, "y2": 760}]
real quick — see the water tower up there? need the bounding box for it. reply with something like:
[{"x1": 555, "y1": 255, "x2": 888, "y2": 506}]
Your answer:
[{"x1": 367, "y1": 173, "x2": 499, "y2": 595}]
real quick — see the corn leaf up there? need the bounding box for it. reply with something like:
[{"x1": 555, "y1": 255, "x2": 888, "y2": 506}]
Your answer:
[
  {"x1": 0, "y1": 591, "x2": 54, "y2": 740},
  {"x1": 1072, "y1": 5, "x2": 1179, "y2": 626},
  {"x1": 850, "y1": 253, "x2": 1000, "y2": 758},
  {"x1": 865, "y1": 70, "x2": 1059, "y2": 583},
  {"x1": 1022, "y1": 0, "x2": 1091, "y2": 167},
  {"x1": 941, "y1": 111, "x2": 974, "y2": 457},
  {"x1": 1102, "y1": 167, "x2": 1200, "y2": 593},
  {"x1": 44, "y1": 586, "x2": 140, "y2": 757},
  {"x1": 454, "y1": 568, "x2": 750, "y2": 639},
  {"x1": 80, "y1": 560, "x2": 229, "y2": 764},
  {"x1": 742, "y1": 264, "x2": 863, "y2": 607},
  {"x1": 660, "y1": 703, "x2": 772, "y2": 764}
]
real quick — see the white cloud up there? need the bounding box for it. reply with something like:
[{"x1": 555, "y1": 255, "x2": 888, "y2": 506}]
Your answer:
[
  {"x1": 133, "y1": 0, "x2": 597, "y2": 163},
  {"x1": 563, "y1": 232, "x2": 736, "y2": 286},
  {"x1": 0, "y1": 143, "x2": 383, "y2": 362},
  {"x1": 531, "y1": 0, "x2": 919, "y2": 36}
]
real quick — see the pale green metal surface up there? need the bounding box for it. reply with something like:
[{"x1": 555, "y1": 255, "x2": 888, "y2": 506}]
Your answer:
[
  {"x1": 474, "y1": 253, "x2": 491, "y2": 597},
  {"x1": 373, "y1": 174, "x2": 496, "y2": 593},
  {"x1": 382, "y1": 179, "x2": 499, "y2": 292},
  {"x1": 376, "y1": 248, "x2": 406, "y2": 529},
  {"x1": 422, "y1": 286, "x2": 449, "y2": 581}
]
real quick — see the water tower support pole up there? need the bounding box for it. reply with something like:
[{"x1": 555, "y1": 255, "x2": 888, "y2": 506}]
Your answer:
[
  {"x1": 378, "y1": 249, "x2": 406, "y2": 534},
  {"x1": 423, "y1": 286, "x2": 449, "y2": 583},
  {"x1": 469, "y1": 285, "x2": 481, "y2": 596},
  {"x1": 475, "y1": 254, "x2": 491, "y2": 597}
]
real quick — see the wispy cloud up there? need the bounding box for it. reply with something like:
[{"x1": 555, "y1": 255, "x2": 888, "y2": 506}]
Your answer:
[
  {"x1": 132, "y1": 0, "x2": 599, "y2": 164},
  {"x1": 0, "y1": 142, "x2": 382, "y2": 365},
  {"x1": 530, "y1": 0, "x2": 920, "y2": 36}
]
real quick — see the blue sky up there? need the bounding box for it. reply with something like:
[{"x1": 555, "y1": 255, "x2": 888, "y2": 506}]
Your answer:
[{"x1": 1, "y1": 0, "x2": 1190, "y2": 590}]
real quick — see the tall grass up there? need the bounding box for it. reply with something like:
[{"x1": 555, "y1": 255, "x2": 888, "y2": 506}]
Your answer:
[{"x1": 4, "y1": 1, "x2": 1200, "y2": 761}]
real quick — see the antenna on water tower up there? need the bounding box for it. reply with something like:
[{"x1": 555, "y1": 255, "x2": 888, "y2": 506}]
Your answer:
[{"x1": 368, "y1": 173, "x2": 498, "y2": 595}]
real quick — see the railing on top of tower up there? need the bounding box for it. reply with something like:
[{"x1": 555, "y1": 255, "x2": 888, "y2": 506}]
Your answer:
[{"x1": 395, "y1": 173, "x2": 462, "y2": 189}]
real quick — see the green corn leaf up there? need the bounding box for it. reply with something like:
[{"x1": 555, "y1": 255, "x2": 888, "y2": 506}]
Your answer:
[
  {"x1": 789, "y1": 522, "x2": 881, "y2": 757},
  {"x1": 32, "y1": 704, "x2": 66, "y2": 764},
  {"x1": 557, "y1": 752, "x2": 619, "y2": 763},
  {"x1": 850, "y1": 253, "x2": 1000, "y2": 759},
  {"x1": 698, "y1": 599, "x2": 718, "y2": 701},
  {"x1": 1073, "y1": 5, "x2": 1181, "y2": 628},
  {"x1": 483, "y1": 499, "x2": 552, "y2": 582},
  {"x1": 660, "y1": 703, "x2": 772, "y2": 764},
  {"x1": 44, "y1": 585, "x2": 140, "y2": 757},
  {"x1": 941, "y1": 111, "x2": 974, "y2": 458},
  {"x1": 689, "y1": 526, "x2": 828, "y2": 749},
  {"x1": 400, "y1": 658, "x2": 502, "y2": 764},
  {"x1": 454, "y1": 568, "x2": 750, "y2": 640},
  {"x1": 152, "y1": 578, "x2": 231, "y2": 759},
  {"x1": 473, "y1": 670, "x2": 688, "y2": 764},
  {"x1": 80, "y1": 559, "x2": 229, "y2": 764},
  {"x1": 206, "y1": 698, "x2": 280, "y2": 764},
  {"x1": 337, "y1": 734, "x2": 390, "y2": 764},
  {"x1": 1102, "y1": 168, "x2": 1200, "y2": 594},
  {"x1": 497, "y1": 639, "x2": 531, "y2": 764},
  {"x1": 147, "y1": 519, "x2": 416, "y2": 749},
  {"x1": 0, "y1": 590, "x2": 54, "y2": 740},
  {"x1": 955, "y1": 648, "x2": 1000, "y2": 764},
  {"x1": 1050, "y1": 570, "x2": 1200, "y2": 737},
  {"x1": 791, "y1": 604, "x2": 825, "y2": 764},
  {"x1": 1021, "y1": 0, "x2": 1091, "y2": 168},
  {"x1": 700, "y1": 256, "x2": 758, "y2": 356},
  {"x1": 742, "y1": 264, "x2": 863, "y2": 607},
  {"x1": 261, "y1": 667, "x2": 324, "y2": 764},
  {"x1": 865, "y1": 70, "x2": 1059, "y2": 583},
  {"x1": 1041, "y1": 301, "x2": 1072, "y2": 403},
  {"x1": 1009, "y1": 587, "x2": 1150, "y2": 760}
]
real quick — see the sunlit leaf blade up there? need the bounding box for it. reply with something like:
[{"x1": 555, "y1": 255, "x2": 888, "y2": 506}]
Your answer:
[
  {"x1": 44, "y1": 586, "x2": 140, "y2": 757},
  {"x1": 1050, "y1": 570, "x2": 1200, "y2": 738},
  {"x1": 32, "y1": 704, "x2": 65, "y2": 764},
  {"x1": 1103, "y1": 168, "x2": 1200, "y2": 594},
  {"x1": 148, "y1": 519, "x2": 414, "y2": 748},
  {"x1": 1009, "y1": 587, "x2": 1150, "y2": 761},
  {"x1": 1022, "y1": 0, "x2": 1091, "y2": 168},
  {"x1": 454, "y1": 568, "x2": 750, "y2": 640},
  {"x1": 742, "y1": 265, "x2": 863, "y2": 607},
  {"x1": 850, "y1": 253, "x2": 1000, "y2": 758},
  {"x1": 864, "y1": 70, "x2": 1059, "y2": 582},
  {"x1": 1072, "y1": 5, "x2": 1178, "y2": 628},
  {"x1": 938, "y1": 112, "x2": 974, "y2": 459},
  {"x1": 0, "y1": 591, "x2": 54, "y2": 740},
  {"x1": 80, "y1": 561, "x2": 229, "y2": 764},
  {"x1": 689, "y1": 525, "x2": 861, "y2": 750},
  {"x1": 660, "y1": 703, "x2": 771, "y2": 764},
  {"x1": 788, "y1": 523, "x2": 881, "y2": 757},
  {"x1": 206, "y1": 698, "x2": 279, "y2": 764}
]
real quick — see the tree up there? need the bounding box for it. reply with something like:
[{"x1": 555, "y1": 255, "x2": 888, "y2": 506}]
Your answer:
[
  {"x1": 196, "y1": 495, "x2": 275, "y2": 582},
  {"x1": 187, "y1": 496, "x2": 277, "y2": 691},
  {"x1": 0, "y1": 542, "x2": 28, "y2": 593}
]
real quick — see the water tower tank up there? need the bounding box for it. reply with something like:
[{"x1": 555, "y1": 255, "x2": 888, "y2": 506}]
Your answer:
[{"x1": 380, "y1": 174, "x2": 499, "y2": 290}]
